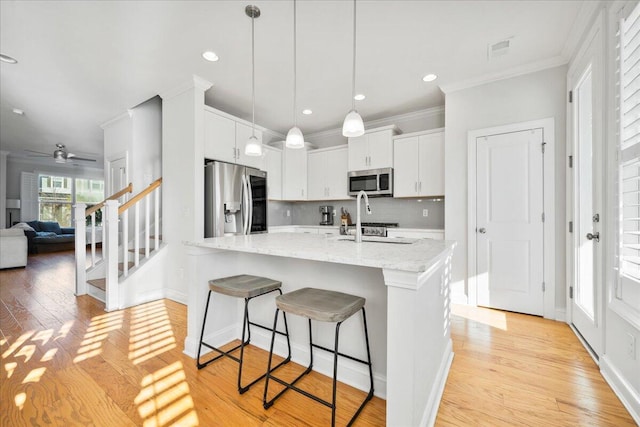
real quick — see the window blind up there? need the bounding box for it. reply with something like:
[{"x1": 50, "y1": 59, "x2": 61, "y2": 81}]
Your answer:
[{"x1": 618, "y1": 2, "x2": 640, "y2": 311}]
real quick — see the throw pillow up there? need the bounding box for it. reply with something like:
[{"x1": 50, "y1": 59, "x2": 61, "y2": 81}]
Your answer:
[
  {"x1": 11, "y1": 222, "x2": 35, "y2": 232},
  {"x1": 36, "y1": 231, "x2": 59, "y2": 238},
  {"x1": 39, "y1": 221, "x2": 62, "y2": 235},
  {"x1": 27, "y1": 220, "x2": 41, "y2": 232}
]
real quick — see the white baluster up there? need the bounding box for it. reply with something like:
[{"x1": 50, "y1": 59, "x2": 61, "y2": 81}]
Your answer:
[
  {"x1": 122, "y1": 208, "x2": 129, "y2": 278},
  {"x1": 155, "y1": 186, "x2": 160, "y2": 253},
  {"x1": 104, "y1": 200, "x2": 119, "y2": 311},
  {"x1": 145, "y1": 195, "x2": 150, "y2": 259},
  {"x1": 90, "y1": 212, "x2": 96, "y2": 267},
  {"x1": 134, "y1": 203, "x2": 140, "y2": 266}
]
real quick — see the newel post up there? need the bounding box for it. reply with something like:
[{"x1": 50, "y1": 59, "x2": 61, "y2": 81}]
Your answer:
[
  {"x1": 104, "y1": 200, "x2": 120, "y2": 311},
  {"x1": 74, "y1": 203, "x2": 87, "y2": 296}
]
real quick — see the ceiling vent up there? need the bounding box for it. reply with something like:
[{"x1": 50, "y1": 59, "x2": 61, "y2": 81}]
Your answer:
[{"x1": 487, "y1": 38, "x2": 513, "y2": 60}]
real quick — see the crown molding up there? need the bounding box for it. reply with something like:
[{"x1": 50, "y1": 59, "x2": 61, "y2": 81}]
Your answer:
[
  {"x1": 561, "y1": 0, "x2": 603, "y2": 62},
  {"x1": 439, "y1": 55, "x2": 568, "y2": 94},
  {"x1": 159, "y1": 75, "x2": 213, "y2": 101},
  {"x1": 306, "y1": 105, "x2": 445, "y2": 141},
  {"x1": 100, "y1": 110, "x2": 133, "y2": 129}
]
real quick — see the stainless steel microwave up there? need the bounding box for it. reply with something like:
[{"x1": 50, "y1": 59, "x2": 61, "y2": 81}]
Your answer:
[{"x1": 348, "y1": 167, "x2": 393, "y2": 197}]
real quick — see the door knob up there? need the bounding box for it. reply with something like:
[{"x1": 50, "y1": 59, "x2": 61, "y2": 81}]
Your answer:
[
  {"x1": 478, "y1": 228, "x2": 486, "y2": 234},
  {"x1": 586, "y1": 232, "x2": 600, "y2": 242}
]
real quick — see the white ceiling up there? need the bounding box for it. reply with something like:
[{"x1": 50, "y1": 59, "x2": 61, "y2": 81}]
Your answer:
[{"x1": 0, "y1": 0, "x2": 588, "y2": 168}]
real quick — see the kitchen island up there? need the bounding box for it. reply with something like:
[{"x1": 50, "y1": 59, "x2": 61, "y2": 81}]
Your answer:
[{"x1": 184, "y1": 233, "x2": 455, "y2": 426}]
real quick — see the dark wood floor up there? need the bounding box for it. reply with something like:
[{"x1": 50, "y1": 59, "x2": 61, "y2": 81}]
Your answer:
[{"x1": 0, "y1": 251, "x2": 635, "y2": 426}]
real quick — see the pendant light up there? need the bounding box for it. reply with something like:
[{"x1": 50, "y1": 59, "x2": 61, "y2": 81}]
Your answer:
[
  {"x1": 285, "y1": 0, "x2": 305, "y2": 149},
  {"x1": 342, "y1": 0, "x2": 364, "y2": 138},
  {"x1": 245, "y1": 5, "x2": 263, "y2": 156}
]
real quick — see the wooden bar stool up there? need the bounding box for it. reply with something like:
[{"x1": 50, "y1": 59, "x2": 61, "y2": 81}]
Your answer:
[
  {"x1": 197, "y1": 274, "x2": 291, "y2": 394},
  {"x1": 262, "y1": 287, "x2": 374, "y2": 426}
]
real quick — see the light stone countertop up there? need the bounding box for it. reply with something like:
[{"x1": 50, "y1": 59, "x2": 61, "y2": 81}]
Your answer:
[{"x1": 187, "y1": 232, "x2": 454, "y2": 273}]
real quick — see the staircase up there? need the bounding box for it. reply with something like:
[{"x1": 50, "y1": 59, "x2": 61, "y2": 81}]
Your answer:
[{"x1": 75, "y1": 178, "x2": 166, "y2": 311}]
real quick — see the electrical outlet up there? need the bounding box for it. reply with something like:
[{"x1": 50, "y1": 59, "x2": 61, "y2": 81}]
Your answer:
[
  {"x1": 422, "y1": 209, "x2": 429, "y2": 217},
  {"x1": 627, "y1": 333, "x2": 636, "y2": 360}
]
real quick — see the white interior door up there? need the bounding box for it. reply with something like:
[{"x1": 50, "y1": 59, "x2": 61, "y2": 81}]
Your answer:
[
  {"x1": 109, "y1": 156, "x2": 127, "y2": 202},
  {"x1": 568, "y1": 24, "x2": 603, "y2": 356},
  {"x1": 476, "y1": 128, "x2": 545, "y2": 316}
]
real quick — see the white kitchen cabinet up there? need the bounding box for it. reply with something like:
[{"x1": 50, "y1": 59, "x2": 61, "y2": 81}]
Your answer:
[
  {"x1": 263, "y1": 145, "x2": 282, "y2": 200},
  {"x1": 203, "y1": 108, "x2": 263, "y2": 169},
  {"x1": 283, "y1": 146, "x2": 308, "y2": 200},
  {"x1": 393, "y1": 129, "x2": 444, "y2": 197},
  {"x1": 387, "y1": 229, "x2": 444, "y2": 240},
  {"x1": 308, "y1": 146, "x2": 349, "y2": 200},
  {"x1": 348, "y1": 125, "x2": 398, "y2": 172}
]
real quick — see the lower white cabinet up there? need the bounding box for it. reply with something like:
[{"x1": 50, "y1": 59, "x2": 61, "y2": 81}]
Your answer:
[
  {"x1": 307, "y1": 146, "x2": 349, "y2": 200},
  {"x1": 283, "y1": 146, "x2": 308, "y2": 200},
  {"x1": 263, "y1": 145, "x2": 282, "y2": 200},
  {"x1": 393, "y1": 129, "x2": 444, "y2": 198},
  {"x1": 387, "y1": 229, "x2": 444, "y2": 240}
]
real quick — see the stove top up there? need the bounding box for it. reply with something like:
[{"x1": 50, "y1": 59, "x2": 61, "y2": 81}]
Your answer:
[
  {"x1": 359, "y1": 222, "x2": 398, "y2": 228},
  {"x1": 344, "y1": 222, "x2": 399, "y2": 237}
]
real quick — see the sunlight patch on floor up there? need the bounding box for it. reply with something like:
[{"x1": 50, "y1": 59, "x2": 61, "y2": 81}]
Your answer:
[
  {"x1": 129, "y1": 301, "x2": 176, "y2": 365},
  {"x1": 74, "y1": 311, "x2": 123, "y2": 363},
  {"x1": 134, "y1": 361, "x2": 199, "y2": 426},
  {"x1": 452, "y1": 304, "x2": 508, "y2": 331}
]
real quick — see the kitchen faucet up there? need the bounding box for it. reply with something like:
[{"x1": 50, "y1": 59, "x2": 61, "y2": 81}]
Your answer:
[{"x1": 355, "y1": 190, "x2": 372, "y2": 243}]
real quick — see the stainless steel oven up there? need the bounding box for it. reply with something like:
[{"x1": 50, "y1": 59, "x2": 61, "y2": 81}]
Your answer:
[{"x1": 348, "y1": 167, "x2": 393, "y2": 197}]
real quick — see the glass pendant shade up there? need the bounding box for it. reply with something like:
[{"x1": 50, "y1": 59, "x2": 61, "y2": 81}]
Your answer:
[
  {"x1": 245, "y1": 135, "x2": 262, "y2": 156},
  {"x1": 286, "y1": 126, "x2": 305, "y2": 149},
  {"x1": 342, "y1": 109, "x2": 365, "y2": 137}
]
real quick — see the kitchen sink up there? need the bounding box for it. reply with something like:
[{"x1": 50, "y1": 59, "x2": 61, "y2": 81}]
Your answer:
[{"x1": 336, "y1": 236, "x2": 417, "y2": 245}]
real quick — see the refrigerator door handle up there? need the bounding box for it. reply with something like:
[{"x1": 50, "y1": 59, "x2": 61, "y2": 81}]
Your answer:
[
  {"x1": 241, "y1": 174, "x2": 249, "y2": 234},
  {"x1": 247, "y1": 174, "x2": 253, "y2": 234}
]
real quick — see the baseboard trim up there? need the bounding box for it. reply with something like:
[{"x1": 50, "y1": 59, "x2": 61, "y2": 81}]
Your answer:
[
  {"x1": 600, "y1": 355, "x2": 640, "y2": 425},
  {"x1": 422, "y1": 339, "x2": 454, "y2": 427},
  {"x1": 165, "y1": 289, "x2": 187, "y2": 305},
  {"x1": 555, "y1": 308, "x2": 566, "y2": 322}
]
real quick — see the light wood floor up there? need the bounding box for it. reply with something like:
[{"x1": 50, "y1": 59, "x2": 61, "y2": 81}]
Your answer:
[{"x1": 0, "y1": 251, "x2": 635, "y2": 426}]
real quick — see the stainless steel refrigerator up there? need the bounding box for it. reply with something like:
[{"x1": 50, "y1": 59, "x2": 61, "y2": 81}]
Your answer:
[{"x1": 204, "y1": 161, "x2": 268, "y2": 237}]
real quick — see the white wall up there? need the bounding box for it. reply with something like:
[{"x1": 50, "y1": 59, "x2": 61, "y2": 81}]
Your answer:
[
  {"x1": 444, "y1": 65, "x2": 567, "y2": 307},
  {"x1": 0, "y1": 151, "x2": 8, "y2": 228},
  {"x1": 131, "y1": 96, "x2": 162, "y2": 189}
]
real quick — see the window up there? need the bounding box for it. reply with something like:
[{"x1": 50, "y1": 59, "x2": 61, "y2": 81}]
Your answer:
[
  {"x1": 617, "y1": 2, "x2": 640, "y2": 323},
  {"x1": 37, "y1": 174, "x2": 105, "y2": 227}
]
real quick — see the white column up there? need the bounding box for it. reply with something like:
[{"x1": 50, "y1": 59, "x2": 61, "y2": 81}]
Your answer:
[{"x1": 74, "y1": 203, "x2": 87, "y2": 295}]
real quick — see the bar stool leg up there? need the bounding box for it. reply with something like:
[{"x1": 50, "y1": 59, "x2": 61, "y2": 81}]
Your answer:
[
  {"x1": 237, "y1": 298, "x2": 251, "y2": 393},
  {"x1": 331, "y1": 321, "x2": 342, "y2": 427},
  {"x1": 196, "y1": 290, "x2": 213, "y2": 369},
  {"x1": 263, "y1": 308, "x2": 280, "y2": 406}
]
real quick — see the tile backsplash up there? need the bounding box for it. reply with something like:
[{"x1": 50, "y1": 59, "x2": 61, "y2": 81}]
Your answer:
[{"x1": 268, "y1": 198, "x2": 444, "y2": 229}]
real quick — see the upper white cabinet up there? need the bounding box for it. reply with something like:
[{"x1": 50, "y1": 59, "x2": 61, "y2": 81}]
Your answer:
[
  {"x1": 308, "y1": 146, "x2": 349, "y2": 200},
  {"x1": 283, "y1": 145, "x2": 308, "y2": 200},
  {"x1": 263, "y1": 145, "x2": 282, "y2": 200},
  {"x1": 393, "y1": 129, "x2": 444, "y2": 198},
  {"x1": 204, "y1": 108, "x2": 263, "y2": 169},
  {"x1": 348, "y1": 125, "x2": 399, "y2": 171}
]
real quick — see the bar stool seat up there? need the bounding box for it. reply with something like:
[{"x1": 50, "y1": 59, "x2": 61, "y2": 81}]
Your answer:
[
  {"x1": 276, "y1": 287, "x2": 365, "y2": 323},
  {"x1": 197, "y1": 274, "x2": 291, "y2": 394},
  {"x1": 263, "y1": 287, "x2": 374, "y2": 427}
]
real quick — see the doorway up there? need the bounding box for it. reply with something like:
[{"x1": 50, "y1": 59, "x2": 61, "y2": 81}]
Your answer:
[
  {"x1": 468, "y1": 118, "x2": 556, "y2": 319},
  {"x1": 567, "y1": 17, "x2": 604, "y2": 358}
]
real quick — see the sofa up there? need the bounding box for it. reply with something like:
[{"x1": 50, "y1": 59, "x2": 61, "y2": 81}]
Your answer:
[
  {"x1": 0, "y1": 228, "x2": 28, "y2": 269},
  {"x1": 19, "y1": 221, "x2": 76, "y2": 253}
]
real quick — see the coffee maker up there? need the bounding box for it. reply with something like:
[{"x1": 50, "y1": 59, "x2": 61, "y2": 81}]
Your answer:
[{"x1": 319, "y1": 205, "x2": 334, "y2": 225}]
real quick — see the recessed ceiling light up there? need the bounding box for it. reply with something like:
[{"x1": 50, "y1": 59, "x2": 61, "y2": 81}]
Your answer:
[
  {"x1": 422, "y1": 74, "x2": 438, "y2": 82},
  {"x1": 202, "y1": 51, "x2": 219, "y2": 62},
  {"x1": 354, "y1": 94, "x2": 365, "y2": 101},
  {"x1": 302, "y1": 109, "x2": 312, "y2": 115},
  {"x1": 12, "y1": 108, "x2": 24, "y2": 115},
  {"x1": 0, "y1": 54, "x2": 18, "y2": 64}
]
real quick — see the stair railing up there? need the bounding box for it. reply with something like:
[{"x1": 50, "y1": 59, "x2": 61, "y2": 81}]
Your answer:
[
  {"x1": 85, "y1": 183, "x2": 133, "y2": 267},
  {"x1": 74, "y1": 183, "x2": 133, "y2": 297}
]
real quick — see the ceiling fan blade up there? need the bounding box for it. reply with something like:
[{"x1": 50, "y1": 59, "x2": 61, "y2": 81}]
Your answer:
[
  {"x1": 68, "y1": 156, "x2": 96, "y2": 162},
  {"x1": 24, "y1": 149, "x2": 51, "y2": 156}
]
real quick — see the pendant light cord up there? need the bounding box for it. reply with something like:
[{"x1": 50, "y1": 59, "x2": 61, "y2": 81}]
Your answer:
[
  {"x1": 251, "y1": 13, "x2": 256, "y2": 138},
  {"x1": 293, "y1": 0, "x2": 297, "y2": 127},
  {"x1": 352, "y1": 0, "x2": 357, "y2": 111}
]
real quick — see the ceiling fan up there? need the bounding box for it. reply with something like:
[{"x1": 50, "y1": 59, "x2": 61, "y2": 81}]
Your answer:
[{"x1": 25, "y1": 143, "x2": 97, "y2": 163}]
